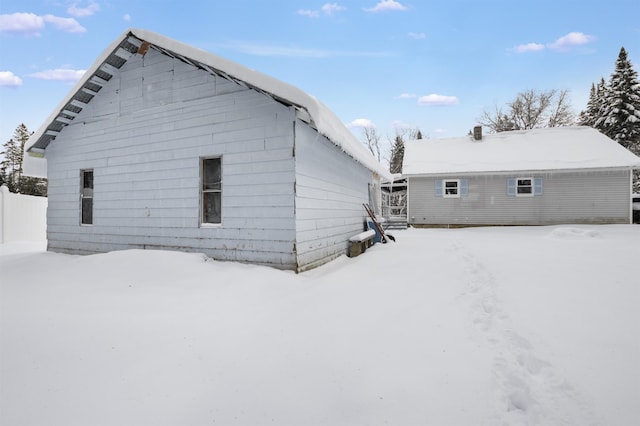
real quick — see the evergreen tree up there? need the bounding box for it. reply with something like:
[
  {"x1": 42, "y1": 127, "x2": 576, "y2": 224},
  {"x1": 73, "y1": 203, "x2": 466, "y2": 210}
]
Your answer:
[
  {"x1": 0, "y1": 124, "x2": 47, "y2": 196},
  {"x1": 388, "y1": 128, "x2": 423, "y2": 174},
  {"x1": 578, "y1": 83, "x2": 597, "y2": 126},
  {"x1": 594, "y1": 78, "x2": 609, "y2": 126},
  {"x1": 0, "y1": 137, "x2": 22, "y2": 193},
  {"x1": 595, "y1": 47, "x2": 640, "y2": 153},
  {"x1": 579, "y1": 79, "x2": 608, "y2": 127},
  {"x1": 585, "y1": 47, "x2": 640, "y2": 192},
  {"x1": 389, "y1": 135, "x2": 405, "y2": 174}
]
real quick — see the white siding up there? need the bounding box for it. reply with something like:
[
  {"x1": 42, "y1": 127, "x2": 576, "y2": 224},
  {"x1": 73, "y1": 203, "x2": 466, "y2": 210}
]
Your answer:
[
  {"x1": 408, "y1": 169, "x2": 633, "y2": 226},
  {"x1": 45, "y1": 49, "x2": 298, "y2": 269},
  {"x1": 294, "y1": 121, "x2": 377, "y2": 271}
]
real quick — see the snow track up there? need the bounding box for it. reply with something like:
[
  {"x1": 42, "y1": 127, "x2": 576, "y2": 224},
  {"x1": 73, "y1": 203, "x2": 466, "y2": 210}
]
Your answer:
[
  {"x1": 2, "y1": 227, "x2": 638, "y2": 425},
  {"x1": 454, "y1": 240, "x2": 601, "y2": 426}
]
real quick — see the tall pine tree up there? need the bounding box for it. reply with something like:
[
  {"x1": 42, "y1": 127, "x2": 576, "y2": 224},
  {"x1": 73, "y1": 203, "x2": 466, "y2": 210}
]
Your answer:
[
  {"x1": 389, "y1": 135, "x2": 405, "y2": 174},
  {"x1": 0, "y1": 124, "x2": 47, "y2": 196},
  {"x1": 0, "y1": 124, "x2": 28, "y2": 192},
  {"x1": 578, "y1": 83, "x2": 597, "y2": 126},
  {"x1": 594, "y1": 47, "x2": 640, "y2": 153},
  {"x1": 581, "y1": 48, "x2": 640, "y2": 192}
]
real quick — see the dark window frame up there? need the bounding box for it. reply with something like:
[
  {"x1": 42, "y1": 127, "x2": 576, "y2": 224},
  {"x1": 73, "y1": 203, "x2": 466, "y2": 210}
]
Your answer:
[
  {"x1": 443, "y1": 179, "x2": 460, "y2": 198},
  {"x1": 201, "y1": 157, "x2": 222, "y2": 225},
  {"x1": 516, "y1": 177, "x2": 534, "y2": 196},
  {"x1": 80, "y1": 169, "x2": 93, "y2": 225}
]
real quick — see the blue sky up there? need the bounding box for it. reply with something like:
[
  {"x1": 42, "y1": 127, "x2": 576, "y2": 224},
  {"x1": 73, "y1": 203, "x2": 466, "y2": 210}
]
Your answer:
[{"x1": 1, "y1": 0, "x2": 639, "y2": 157}]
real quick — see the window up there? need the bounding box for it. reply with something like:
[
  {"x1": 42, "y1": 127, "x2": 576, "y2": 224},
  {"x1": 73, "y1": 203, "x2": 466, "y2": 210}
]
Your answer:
[
  {"x1": 435, "y1": 179, "x2": 468, "y2": 198},
  {"x1": 517, "y1": 178, "x2": 533, "y2": 196},
  {"x1": 80, "y1": 169, "x2": 93, "y2": 225},
  {"x1": 201, "y1": 157, "x2": 222, "y2": 224},
  {"x1": 507, "y1": 177, "x2": 543, "y2": 197},
  {"x1": 443, "y1": 179, "x2": 460, "y2": 198}
]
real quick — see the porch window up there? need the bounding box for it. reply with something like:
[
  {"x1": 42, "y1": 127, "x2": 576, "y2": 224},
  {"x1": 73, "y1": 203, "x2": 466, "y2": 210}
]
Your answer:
[
  {"x1": 201, "y1": 157, "x2": 222, "y2": 224},
  {"x1": 80, "y1": 169, "x2": 93, "y2": 225}
]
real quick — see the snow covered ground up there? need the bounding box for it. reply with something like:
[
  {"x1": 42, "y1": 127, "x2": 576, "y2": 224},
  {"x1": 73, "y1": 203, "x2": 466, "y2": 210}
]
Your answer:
[{"x1": 1, "y1": 225, "x2": 638, "y2": 426}]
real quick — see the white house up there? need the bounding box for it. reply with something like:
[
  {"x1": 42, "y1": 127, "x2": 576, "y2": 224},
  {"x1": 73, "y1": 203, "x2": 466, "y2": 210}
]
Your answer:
[
  {"x1": 25, "y1": 28, "x2": 390, "y2": 272},
  {"x1": 403, "y1": 126, "x2": 640, "y2": 227}
]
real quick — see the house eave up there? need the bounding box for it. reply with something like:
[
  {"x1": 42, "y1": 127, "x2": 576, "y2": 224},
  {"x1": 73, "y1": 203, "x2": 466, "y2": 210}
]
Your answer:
[
  {"x1": 403, "y1": 165, "x2": 638, "y2": 178},
  {"x1": 26, "y1": 28, "x2": 390, "y2": 180}
]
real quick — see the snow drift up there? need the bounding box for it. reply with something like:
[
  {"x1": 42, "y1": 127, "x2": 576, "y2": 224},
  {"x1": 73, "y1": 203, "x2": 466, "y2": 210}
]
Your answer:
[{"x1": 1, "y1": 225, "x2": 638, "y2": 425}]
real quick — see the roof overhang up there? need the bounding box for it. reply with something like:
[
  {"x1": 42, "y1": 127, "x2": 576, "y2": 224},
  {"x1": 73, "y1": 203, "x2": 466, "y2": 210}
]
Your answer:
[
  {"x1": 26, "y1": 28, "x2": 391, "y2": 180},
  {"x1": 27, "y1": 31, "x2": 309, "y2": 152},
  {"x1": 403, "y1": 165, "x2": 637, "y2": 179}
]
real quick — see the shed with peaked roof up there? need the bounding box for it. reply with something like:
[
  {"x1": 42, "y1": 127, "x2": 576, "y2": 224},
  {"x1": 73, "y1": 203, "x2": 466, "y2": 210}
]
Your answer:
[
  {"x1": 26, "y1": 28, "x2": 390, "y2": 271},
  {"x1": 402, "y1": 126, "x2": 640, "y2": 226}
]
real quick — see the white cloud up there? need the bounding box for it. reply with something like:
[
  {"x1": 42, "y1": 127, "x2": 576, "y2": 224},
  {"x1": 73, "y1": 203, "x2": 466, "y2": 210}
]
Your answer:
[
  {"x1": 348, "y1": 118, "x2": 376, "y2": 129},
  {"x1": 512, "y1": 32, "x2": 596, "y2": 53},
  {"x1": 513, "y1": 42, "x2": 545, "y2": 53},
  {"x1": 0, "y1": 12, "x2": 85, "y2": 35},
  {"x1": 0, "y1": 12, "x2": 45, "y2": 36},
  {"x1": 417, "y1": 94, "x2": 459, "y2": 106},
  {"x1": 321, "y1": 3, "x2": 346, "y2": 15},
  {"x1": 365, "y1": 0, "x2": 408, "y2": 13},
  {"x1": 43, "y1": 14, "x2": 86, "y2": 33},
  {"x1": 123, "y1": 14, "x2": 131, "y2": 22},
  {"x1": 547, "y1": 32, "x2": 595, "y2": 51},
  {"x1": 28, "y1": 68, "x2": 86, "y2": 82},
  {"x1": 297, "y1": 9, "x2": 320, "y2": 18},
  {"x1": 408, "y1": 32, "x2": 426, "y2": 40},
  {"x1": 396, "y1": 93, "x2": 417, "y2": 99},
  {"x1": 0, "y1": 71, "x2": 23, "y2": 87},
  {"x1": 67, "y1": 1, "x2": 100, "y2": 18},
  {"x1": 298, "y1": 3, "x2": 346, "y2": 18}
]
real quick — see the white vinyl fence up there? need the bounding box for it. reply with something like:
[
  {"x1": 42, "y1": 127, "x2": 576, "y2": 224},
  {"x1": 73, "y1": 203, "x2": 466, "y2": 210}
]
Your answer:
[{"x1": 0, "y1": 185, "x2": 47, "y2": 243}]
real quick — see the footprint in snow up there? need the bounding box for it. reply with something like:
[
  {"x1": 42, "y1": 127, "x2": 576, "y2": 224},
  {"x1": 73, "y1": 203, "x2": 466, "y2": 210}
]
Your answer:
[{"x1": 454, "y1": 241, "x2": 602, "y2": 426}]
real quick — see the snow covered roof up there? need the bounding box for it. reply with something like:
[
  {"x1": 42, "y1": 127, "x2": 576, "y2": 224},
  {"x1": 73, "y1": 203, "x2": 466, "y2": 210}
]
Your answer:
[
  {"x1": 26, "y1": 28, "x2": 390, "y2": 179},
  {"x1": 403, "y1": 126, "x2": 640, "y2": 176}
]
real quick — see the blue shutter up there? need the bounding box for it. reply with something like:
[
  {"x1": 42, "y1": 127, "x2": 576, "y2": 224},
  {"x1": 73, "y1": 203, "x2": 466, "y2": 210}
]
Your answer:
[
  {"x1": 460, "y1": 179, "x2": 469, "y2": 197},
  {"x1": 435, "y1": 179, "x2": 443, "y2": 197},
  {"x1": 534, "y1": 177, "x2": 543, "y2": 196},
  {"x1": 507, "y1": 178, "x2": 516, "y2": 196}
]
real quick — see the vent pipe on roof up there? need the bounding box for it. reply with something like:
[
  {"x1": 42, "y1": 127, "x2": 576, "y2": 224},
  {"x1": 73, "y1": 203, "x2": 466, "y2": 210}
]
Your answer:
[{"x1": 473, "y1": 125, "x2": 482, "y2": 141}]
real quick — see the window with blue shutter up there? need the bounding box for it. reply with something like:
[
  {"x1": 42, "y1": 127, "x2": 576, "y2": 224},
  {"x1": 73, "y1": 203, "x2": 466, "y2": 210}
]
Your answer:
[
  {"x1": 508, "y1": 177, "x2": 543, "y2": 197},
  {"x1": 435, "y1": 179, "x2": 443, "y2": 197},
  {"x1": 436, "y1": 178, "x2": 468, "y2": 198},
  {"x1": 460, "y1": 179, "x2": 469, "y2": 197},
  {"x1": 534, "y1": 177, "x2": 543, "y2": 195},
  {"x1": 507, "y1": 178, "x2": 516, "y2": 196}
]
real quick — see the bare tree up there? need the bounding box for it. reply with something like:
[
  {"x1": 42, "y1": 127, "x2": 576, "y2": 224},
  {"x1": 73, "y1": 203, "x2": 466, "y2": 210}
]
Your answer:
[
  {"x1": 362, "y1": 126, "x2": 381, "y2": 161},
  {"x1": 478, "y1": 106, "x2": 517, "y2": 132},
  {"x1": 479, "y1": 89, "x2": 575, "y2": 133},
  {"x1": 546, "y1": 89, "x2": 575, "y2": 127}
]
